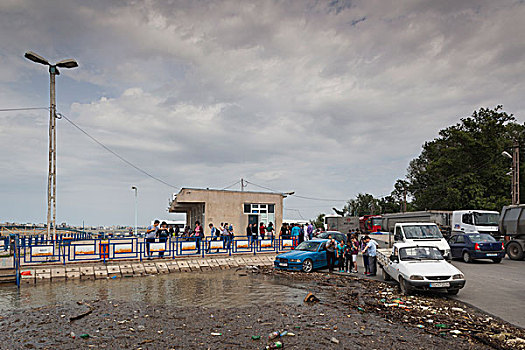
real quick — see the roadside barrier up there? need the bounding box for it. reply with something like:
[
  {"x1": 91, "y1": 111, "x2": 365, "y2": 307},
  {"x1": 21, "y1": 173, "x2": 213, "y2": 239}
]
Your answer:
[{"x1": 14, "y1": 235, "x2": 299, "y2": 266}]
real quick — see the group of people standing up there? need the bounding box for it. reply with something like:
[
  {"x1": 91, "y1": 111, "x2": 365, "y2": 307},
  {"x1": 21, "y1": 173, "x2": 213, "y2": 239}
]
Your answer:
[
  {"x1": 279, "y1": 222, "x2": 315, "y2": 243},
  {"x1": 246, "y1": 222, "x2": 275, "y2": 244},
  {"x1": 324, "y1": 232, "x2": 378, "y2": 276}
]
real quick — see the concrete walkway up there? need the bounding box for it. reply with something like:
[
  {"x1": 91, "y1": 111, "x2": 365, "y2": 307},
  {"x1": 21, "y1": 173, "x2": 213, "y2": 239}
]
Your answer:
[{"x1": 19, "y1": 254, "x2": 276, "y2": 285}]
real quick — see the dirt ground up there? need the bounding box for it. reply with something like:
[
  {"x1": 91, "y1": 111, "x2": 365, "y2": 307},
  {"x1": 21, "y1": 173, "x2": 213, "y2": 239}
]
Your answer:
[{"x1": 0, "y1": 268, "x2": 523, "y2": 350}]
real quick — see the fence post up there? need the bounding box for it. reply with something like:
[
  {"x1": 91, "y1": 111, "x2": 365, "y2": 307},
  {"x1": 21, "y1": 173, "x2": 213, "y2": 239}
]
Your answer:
[{"x1": 15, "y1": 234, "x2": 20, "y2": 288}]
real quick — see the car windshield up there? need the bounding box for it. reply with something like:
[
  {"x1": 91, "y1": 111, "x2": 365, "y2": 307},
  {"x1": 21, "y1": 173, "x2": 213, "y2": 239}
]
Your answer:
[
  {"x1": 468, "y1": 234, "x2": 496, "y2": 243},
  {"x1": 372, "y1": 218, "x2": 382, "y2": 225},
  {"x1": 294, "y1": 241, "x2": 321, "y2": 252},
  {"x1": 473, "y1": 213, "x2": 500, "y2": 226},
  {"x1": 399, "y1": 247, "x2": 444, "y2": 261},
  {"x1": 319, "y1": 232, "x2": 344, "y2": 242},
  {"x1": 403, "y1": 225, "x2": 443, "y2": 239}
]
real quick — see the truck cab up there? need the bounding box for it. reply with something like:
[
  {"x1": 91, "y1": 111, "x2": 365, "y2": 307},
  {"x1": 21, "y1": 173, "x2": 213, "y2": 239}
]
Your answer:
[
  {"x1": 451, "y1": 210, "x2": 499, "y2": 235},
  {"x1": 393, "y1": 223, "x2": 451, "y2": 259}
]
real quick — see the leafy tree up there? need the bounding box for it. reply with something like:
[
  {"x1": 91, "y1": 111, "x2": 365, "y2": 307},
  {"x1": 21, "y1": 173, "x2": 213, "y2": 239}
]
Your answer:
[
  {"x1": 310, "y1": 213, "x2": 325, "y2": 228},
  {"x1": 404, "y1": 106, "x2": 525, "y2": 211}
]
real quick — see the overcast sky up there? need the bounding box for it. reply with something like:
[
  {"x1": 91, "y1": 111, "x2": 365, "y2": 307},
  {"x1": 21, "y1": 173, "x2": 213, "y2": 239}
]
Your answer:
[{"x1": 1, "y1": 0, "x2": 524, "y2": 227}]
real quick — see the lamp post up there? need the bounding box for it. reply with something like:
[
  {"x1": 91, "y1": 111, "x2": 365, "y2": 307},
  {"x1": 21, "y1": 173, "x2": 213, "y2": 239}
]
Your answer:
[
  {"x1": 502, "y1": 142, "x2": 520, "y2": 205},
  {"x1": 24, "y1": 51, "x2": 78, "y2": 240},
  {"x1": 131, "y1": 186, "x2": 138, "y2": 236}
]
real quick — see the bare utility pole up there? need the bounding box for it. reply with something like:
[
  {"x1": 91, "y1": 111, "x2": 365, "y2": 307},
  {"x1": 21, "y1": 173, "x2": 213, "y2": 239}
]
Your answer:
[
  {"x1": 512, "y1": 141, "x2": 520, "y2": 205},
  {"x1": 241, "y1": 178, "x2": 244, "y2": 191},
  {"x1": 403, "y1": 189, "x2": 407, "y2": 212},
  {"x1": 24, "y1": 52, "x2": 78, "y2": 239}
]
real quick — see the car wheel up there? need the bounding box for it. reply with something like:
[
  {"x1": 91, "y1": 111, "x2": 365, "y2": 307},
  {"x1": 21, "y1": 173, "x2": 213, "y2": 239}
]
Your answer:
[
  {"x1": 506, "y1": 242, "x2": 524, "y2": 260},
  {"x1": 492, "y1": 258, "x2": 502, "y2": 264},
  {"x1": 382, "y1": 267, "x2": 391, "y2": 281},
  {"x1": 399, "y1": 277, "x2": 412, "y2": 296},
  {"x1": 302, "y1": 259, "x2": 313, "y2": 273},
  {"x1": 462, "y1": 251, "x2": 472, "y2": 263},
  {"x1": 447, "y1": 289, "x2": 459, "y2": 296}
]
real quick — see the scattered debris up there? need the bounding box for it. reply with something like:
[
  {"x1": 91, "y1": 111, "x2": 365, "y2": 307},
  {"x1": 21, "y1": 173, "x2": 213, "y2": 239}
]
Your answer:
[{"x1": 304, "y1": 292, "x2": 320, "y2": 303}]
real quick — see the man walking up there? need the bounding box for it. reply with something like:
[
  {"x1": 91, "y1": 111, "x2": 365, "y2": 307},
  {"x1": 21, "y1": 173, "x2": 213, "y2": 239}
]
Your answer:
[
  {"x1": 145, "y1": 220, "x2": 159, "y2": 259},
  {"x1": 307, "y1": 223, "x2": 314, "y2": 240},
  {"x1": 325, "y1": 235, "x2": 337, "y2": 273},
  {"x1": 362, "y1": 235, "x2": 378, "y2": 276}
]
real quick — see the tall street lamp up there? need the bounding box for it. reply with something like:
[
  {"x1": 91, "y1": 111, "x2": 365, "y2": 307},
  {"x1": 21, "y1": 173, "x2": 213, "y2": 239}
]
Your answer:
[
  {"x1": 131, "y1": 186, "x2": 138, "y2": 236},
  {"x1": 502, "y1": 141, "x2": 520, "y2": 205},
  {"x1": 24, "y1": 51, "x2": 78, "y2": 239}
]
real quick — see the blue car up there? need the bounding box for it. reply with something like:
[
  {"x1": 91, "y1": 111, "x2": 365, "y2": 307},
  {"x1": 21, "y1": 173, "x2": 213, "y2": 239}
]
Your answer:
[
  {"x1": 448, "y1": 233, "x2": 505, "y2": 263},
  {"x1": 274, "y1": 239, "x2": 334, "y2": 273}
]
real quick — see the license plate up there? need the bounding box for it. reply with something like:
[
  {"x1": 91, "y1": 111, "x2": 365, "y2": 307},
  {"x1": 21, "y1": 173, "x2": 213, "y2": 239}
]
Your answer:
[
  {"x1": 486, "y1": 253, "x2": 497, "y2": 257},
  {"x1": 280, "y1": 263, "x2": 288, "y2": 267},
  {"x1": 430, "y1": 282, "x2": 450, "y2": 288}
]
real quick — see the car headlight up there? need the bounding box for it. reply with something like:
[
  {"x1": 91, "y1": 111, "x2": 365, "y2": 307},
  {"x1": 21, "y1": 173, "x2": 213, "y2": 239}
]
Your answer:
[
  {"x1": 409, "y1": 275, "x2": 424, "y2": 280},
  {"x1": 452, "y1": 274, "x2": 464, "y2": 280},
  {"x1": 289, "y1": 259, "x2": 301, "y2": 263}
]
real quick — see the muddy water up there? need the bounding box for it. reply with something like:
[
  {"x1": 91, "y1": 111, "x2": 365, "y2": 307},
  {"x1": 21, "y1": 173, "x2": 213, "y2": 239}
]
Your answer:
[{"x1": 0, "y1": 269, "x2": 319, "y2": 312}]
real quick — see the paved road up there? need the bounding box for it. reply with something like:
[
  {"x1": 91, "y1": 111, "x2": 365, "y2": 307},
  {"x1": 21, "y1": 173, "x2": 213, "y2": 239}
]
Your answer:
[{"x1": 449, "y1": 258, "x2": 524, "y2": 328}]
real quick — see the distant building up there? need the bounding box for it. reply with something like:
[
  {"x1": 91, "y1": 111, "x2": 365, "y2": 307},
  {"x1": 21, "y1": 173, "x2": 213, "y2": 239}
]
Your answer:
[{"x1": 168, "y1": 188, "x2": 285, "y2": 235}]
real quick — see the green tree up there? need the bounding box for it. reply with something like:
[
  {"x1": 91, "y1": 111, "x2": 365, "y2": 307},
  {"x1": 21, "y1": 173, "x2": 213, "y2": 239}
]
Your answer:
[
  {"x1": 404, "y1": 106, "x2": 525, "y2": 211},
  {"x1": 310, "y1": 213, "x2": 325, "y2": 228}
]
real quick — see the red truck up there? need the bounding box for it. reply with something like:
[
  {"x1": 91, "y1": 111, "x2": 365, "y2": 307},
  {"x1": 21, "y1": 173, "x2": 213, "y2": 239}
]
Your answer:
[{"x1": 359, "y1": 215, "x2": 382, "y2": 233}]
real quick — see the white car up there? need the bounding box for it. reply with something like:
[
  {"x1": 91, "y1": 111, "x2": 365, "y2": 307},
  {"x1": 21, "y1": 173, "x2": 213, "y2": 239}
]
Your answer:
[{"x1": 378, "y1": 243, "x2": 466, "y2": 295}]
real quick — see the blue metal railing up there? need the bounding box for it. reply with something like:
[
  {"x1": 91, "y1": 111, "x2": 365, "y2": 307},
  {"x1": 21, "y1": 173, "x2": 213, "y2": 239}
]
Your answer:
[{"x1": 14, "y1": 235, "x2": 298, "y2": 266}]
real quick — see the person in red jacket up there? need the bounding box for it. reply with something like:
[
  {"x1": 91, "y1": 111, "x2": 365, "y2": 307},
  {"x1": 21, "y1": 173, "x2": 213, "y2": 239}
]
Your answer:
[{"x1": 259, "y1": 222, "x2": 266, "y2": 239}]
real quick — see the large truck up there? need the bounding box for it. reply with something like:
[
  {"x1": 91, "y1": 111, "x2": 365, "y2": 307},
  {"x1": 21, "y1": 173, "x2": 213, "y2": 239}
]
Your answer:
[
  {"x1": 388, "y1": 222, "x2": 451, "y2": 259},
  {"x1": 359, "y1": 215, "x2": 382, "y2": 233},
  {"x1": 382, "y1": 210, "x2": 500, "y2": 238},
  {"x1": 382, "y1": 211, "x2": 452, "y2": 236},
  {"x1": 324, "y1": 215, "x2": 359, "y2": 233},
  {"x1": 499, "y1": 205, "x2": 525, "y2": 260}
]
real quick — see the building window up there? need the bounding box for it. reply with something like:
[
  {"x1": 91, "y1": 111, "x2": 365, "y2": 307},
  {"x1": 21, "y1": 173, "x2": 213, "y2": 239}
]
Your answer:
[
  {"x1": 268, "y1": 204, "x2": 275, "y2": 213},
  {"x1": 244, "y1": 204, "x2": 251, "y2": 213}
]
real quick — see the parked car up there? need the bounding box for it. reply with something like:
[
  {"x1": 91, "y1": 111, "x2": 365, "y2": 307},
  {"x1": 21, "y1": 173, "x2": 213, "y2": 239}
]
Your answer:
[
  {"x1": 448, "y1": 233, "x2": 505, "y2": 263},
  {"x1": 317, "y1": 231, "x2": 347, "y2": 243},
  {"x1": 274, "y1": 239, "x2": 336, "y2": 273},
  {"x1": 377, "y1": 243, "x2": 466, "y2": 295}
]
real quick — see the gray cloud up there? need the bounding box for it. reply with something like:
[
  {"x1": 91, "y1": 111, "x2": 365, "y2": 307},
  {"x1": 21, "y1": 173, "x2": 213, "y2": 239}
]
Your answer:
[{"x1": 1, "y1": 0, "x2": 524, "y2": 225}]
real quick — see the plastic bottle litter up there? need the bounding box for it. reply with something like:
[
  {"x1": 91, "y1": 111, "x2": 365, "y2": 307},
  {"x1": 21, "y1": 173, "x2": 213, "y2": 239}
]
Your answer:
[
  {"x1": 331, "y1": 337, "x2": 340, "y2": 344},
  {"x1": 211, "y1": 332, "x2": 222, "y2": 336},
  {"x1": 251, "y1": 335, "x2": 261, "y2": 340},
  {"x1": 268, "y1": 331, "x2": 279, "y2": 340},
  {"x1": 70, "y1": 331, "x2": 76, "y2": 339},
  {"x1": 80, "y1": 334, "x2": 89, "y2": 339},
  {"x1": 266, "y1": 341, "x2": 283, "y2": 349},
  {"x1": 286, "y1": 332, "x2": 296, "y2": 336},
  {"x1": 280, "y1": 331, "x2": 288, "y2": 337}
]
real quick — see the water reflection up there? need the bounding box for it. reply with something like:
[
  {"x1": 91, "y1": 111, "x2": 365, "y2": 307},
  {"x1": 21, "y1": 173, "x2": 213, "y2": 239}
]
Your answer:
[{"x1": 0, "y1": 270, "x2": 313, "y2": 312}]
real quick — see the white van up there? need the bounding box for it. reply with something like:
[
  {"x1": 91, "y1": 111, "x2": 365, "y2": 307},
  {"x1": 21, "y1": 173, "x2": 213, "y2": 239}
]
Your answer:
[{"x1": 393, "y1": 222, "x2": 451, "y2": 259}]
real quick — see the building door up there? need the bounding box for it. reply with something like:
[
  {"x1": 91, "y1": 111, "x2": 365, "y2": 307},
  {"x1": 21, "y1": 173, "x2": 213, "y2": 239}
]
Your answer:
[{"x1": 248, "y1": 215, "x2": 258, "y2": 227}]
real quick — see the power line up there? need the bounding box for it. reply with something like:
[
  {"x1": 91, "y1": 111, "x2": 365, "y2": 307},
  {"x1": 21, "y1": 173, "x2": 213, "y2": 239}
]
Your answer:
[
  {"x1": 244, "y1": 179, "x2": 348, "y2": 202},
  {"x1": 57, "y1": 112, "x2": 180, "y2": 190},
  {"x1": 220, "y1": 180, "x2": 241, "y2": 190},
  {"x1": 0, "y1": 107, "x2": 49, "y2": 112}
]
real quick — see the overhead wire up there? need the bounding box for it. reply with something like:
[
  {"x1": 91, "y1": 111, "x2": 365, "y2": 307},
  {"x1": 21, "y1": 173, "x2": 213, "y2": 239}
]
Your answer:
[
  {"x1": 220, "y1": 180, "x2": 241, "y2": 190},
  {"x1": 0, "y1": 107, "x2": 49, "y2": 112},
  {"x1": 244, "y1": 180, "x2": 348, "y2": 202},
  {"x1": 57, "y1": 112, "x2": 180, "y2": 190}
]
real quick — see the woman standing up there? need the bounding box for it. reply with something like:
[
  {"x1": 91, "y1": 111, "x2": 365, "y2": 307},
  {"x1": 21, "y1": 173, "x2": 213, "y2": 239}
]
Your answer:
[{"x1": 266, "y1": 222, "x2": 275, "y2": 239}]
